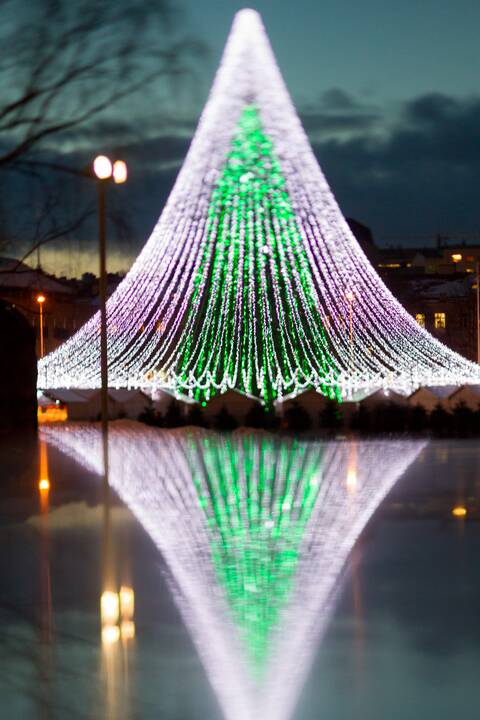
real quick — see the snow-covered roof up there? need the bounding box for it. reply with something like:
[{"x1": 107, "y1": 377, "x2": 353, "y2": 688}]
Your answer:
[
  {"x1": 409, "y1": 276, "x2": 473, "y2": 299},
  {"x1": 449, "y1": 384, "x2": 480, "y2": 397},
  {"x1": 108, "y1": 389, "x2": 148, "y2": 403},
  {"x1": 45, "y1": 389, "x2": 90, "y2": 403},
  {"x1": 410, "y1": 385, "x2": 458, "y2": 399}
]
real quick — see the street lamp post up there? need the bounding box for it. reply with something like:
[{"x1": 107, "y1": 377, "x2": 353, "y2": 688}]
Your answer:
[
  {"x1": 91, "y1": 155, "x2": 128, "y2": 443},
  {"x1": 36, "y1": 294, "x2": 46, "y2": 358}
]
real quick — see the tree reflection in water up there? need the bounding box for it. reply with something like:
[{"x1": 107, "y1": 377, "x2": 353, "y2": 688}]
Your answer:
[{"x1": 42, "y1": 421, "x2": 425, "y2": 720}]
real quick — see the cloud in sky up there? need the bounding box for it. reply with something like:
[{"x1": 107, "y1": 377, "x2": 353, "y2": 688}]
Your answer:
[
  {"x1": 3, "y1": 88, "x2": 480, "y2": 276},
  {"x1": 314, "y1": 91, "x2": 480, "y2": 241},
  {"x1": 302, "y1": 87, "x2": 382, "y2": 137}
]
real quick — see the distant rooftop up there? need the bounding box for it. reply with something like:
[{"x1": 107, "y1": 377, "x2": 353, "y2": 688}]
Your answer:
[{"x1": 0, "y1": 257, "x2": 75, "y2": 294}]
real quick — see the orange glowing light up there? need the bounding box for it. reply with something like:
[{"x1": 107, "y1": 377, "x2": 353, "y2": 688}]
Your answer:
[
  {"x1": 93, "y1": 155, "x2": 113, "y2": 180},
  {"x1": 38, "y1": 478, "x2": 50, "y2": 492},
  {"x1": 451, "y1": 253, "x2": 462, "y2": 263},
  {"x1": 113, "y1": 160, "x2": 128, "y2": 184},
  {"x1": 36, "y1": 294, "x2": 46, "y2": 304},
  {"x1": 37, "y1": 405, "x2": 68, "y2": 423},
  {"x1": 452, "y1": 506, "x2": 467, "y2": 518}
]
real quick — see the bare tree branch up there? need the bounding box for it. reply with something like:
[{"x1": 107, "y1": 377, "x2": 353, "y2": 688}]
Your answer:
[{"x1": 0, "y1": 0, "x2": 203, "y2": 268}]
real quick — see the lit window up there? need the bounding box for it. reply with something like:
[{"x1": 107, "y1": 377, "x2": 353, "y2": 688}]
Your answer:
[
  {"x1": 434, "y1": 312, "x2": 446, "y2": 329},
  {"x1": 415, "y1": 313, "x2": 425, "y2": 327}
]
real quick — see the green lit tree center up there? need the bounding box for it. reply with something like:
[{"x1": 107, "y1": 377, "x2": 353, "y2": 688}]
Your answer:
[
  {"x1": 174, "y1": 105, "x2": 338, "y2": 405},
  {"x1": 189, "y1": 435, "x2": 324, "y2": 676}
]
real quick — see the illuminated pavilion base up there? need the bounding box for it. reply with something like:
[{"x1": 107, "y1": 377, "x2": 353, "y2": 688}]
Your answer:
[
  {"x1": 41, "y1": 421, "x2": 425, "y2": 720},
  {"x1": 38, "y1": 374, "x2": 477, "y2": 410}
]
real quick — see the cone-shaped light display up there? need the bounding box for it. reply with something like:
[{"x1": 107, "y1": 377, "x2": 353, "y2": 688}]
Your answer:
[{"x1": 38, "y1": 9, "x2": 480, "y2": 402}]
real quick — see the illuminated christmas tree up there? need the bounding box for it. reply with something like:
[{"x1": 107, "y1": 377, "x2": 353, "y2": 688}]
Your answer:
[{"x1": 38, "y1": 9, "x2": 480, "y2": 402}]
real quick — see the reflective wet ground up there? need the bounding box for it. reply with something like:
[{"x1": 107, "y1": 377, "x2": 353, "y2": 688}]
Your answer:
[{"x1": 1, "y1": 421, "x2": 479, "y2": 720}]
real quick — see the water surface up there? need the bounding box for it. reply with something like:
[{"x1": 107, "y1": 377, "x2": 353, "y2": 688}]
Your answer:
[{"x1": 0, "y1": 422, "x2": 479, "y2": 719}]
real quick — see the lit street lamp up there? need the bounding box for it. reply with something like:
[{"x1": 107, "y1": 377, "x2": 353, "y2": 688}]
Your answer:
[
  {"x1": 36, "y1": 293, "x2": 46, "y2": 358},
  {"x1": 92, "y1": 155, "x2": 128, "y2": 441}
]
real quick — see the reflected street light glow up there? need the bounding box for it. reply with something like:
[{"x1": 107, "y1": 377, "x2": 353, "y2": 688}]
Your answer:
[
  {"x1": 120, "y1": 620, "x2": 135, "y2": 640},
  {"x1": 102, "y1": 624, "x2": 120, "y2": 645},
  {"x1": 101, "y1": 590, "x2": 120, "y2": 626},
  {"x1": 119, "y1": 586, "x2": 134, "y2": 620},
  {"x1": 452, "y1": 505, "x2": 467, "y2": 518}
]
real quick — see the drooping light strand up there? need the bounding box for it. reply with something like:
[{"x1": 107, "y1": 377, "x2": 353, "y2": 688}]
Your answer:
[{"x1": 37, "y1": 9, "x2": 480, "y2": 401}]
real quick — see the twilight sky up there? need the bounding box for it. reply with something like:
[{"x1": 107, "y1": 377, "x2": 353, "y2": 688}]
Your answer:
[{"x1": 3, "y1": 0, "x2": 480, "y2": 276}]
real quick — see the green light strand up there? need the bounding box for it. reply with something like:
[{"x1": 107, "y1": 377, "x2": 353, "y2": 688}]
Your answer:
[
  {"x1": 188, "y1": 434, "x2": 325, "y2": 677},
  {"x1": 173, "y1": 105, "x2": 339, "y2": 405}
]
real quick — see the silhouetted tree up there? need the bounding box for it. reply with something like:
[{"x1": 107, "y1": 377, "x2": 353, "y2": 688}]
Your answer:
[
  {"x1": 407, "y1": 405, "x2": 428, "y2": 434},
  {"x1": 472, "y1": 409, "x2": 480, "y2": 436},
  {"x1": 244, "y1": 403, "x2": 278, "y2": 430},
  {"x1": 163, "y1": 400, "x2": 186, "y2": 428},
  {"x1": 138, "y1": 405, "x2": 163, "y2": 426},
  {"x1": 212, "y1": 406, "x2": 238, "y2": 432},
  {"x1": 320, "y1": 398, "x2": 343, "y2": 433},
  {"x1": 283, "y1": 402, "x2": 311, "y2": 433},
  {"x1": 186, "y1": 404, "x2": 207, "y2": 428},
  {"x1": 372, "y1": 403, "x2": 407, "y2": 434},
  {"x1": 451, "y1": 402, "x2": 474, "y2": 437},
  {"x1": 430, "y1": 404, "x2": 452, "y2": 437},
  {"x1": 350, "y1": 404, "x2": 371, "y2": 434}
]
